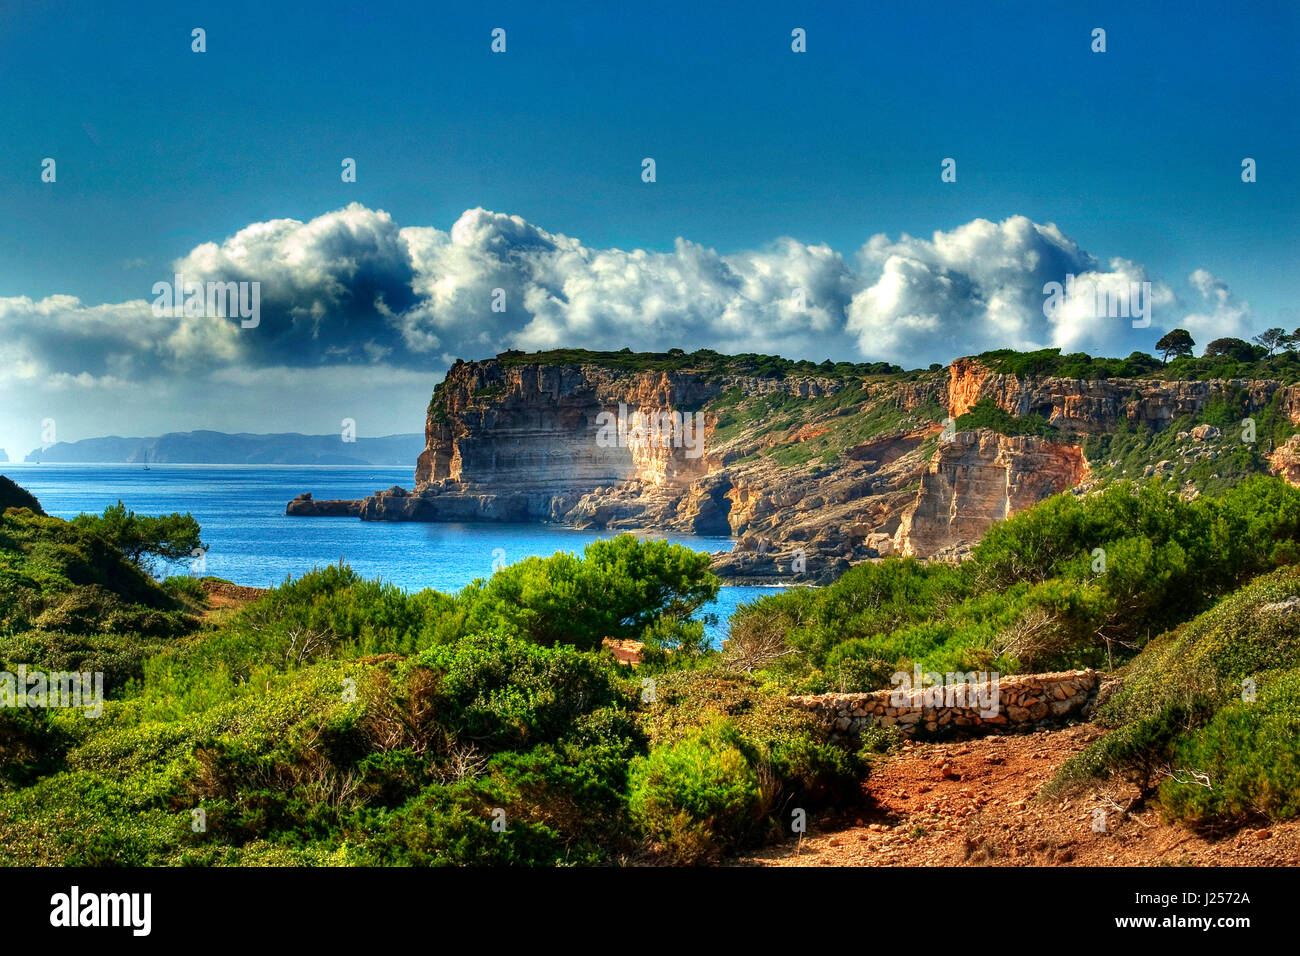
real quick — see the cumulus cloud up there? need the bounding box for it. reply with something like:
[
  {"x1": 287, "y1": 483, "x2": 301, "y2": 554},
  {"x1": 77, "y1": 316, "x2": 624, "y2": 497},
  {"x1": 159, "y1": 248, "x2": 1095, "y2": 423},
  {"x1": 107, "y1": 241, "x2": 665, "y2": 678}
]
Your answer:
[
  {"x1": 397, "y1": 209, "x2": 858, "y2": 360},
  {"x1": 0, "y1": 294, "x2": 241, "y2": 381},
  {"x1": 0, "y1": 205, "x2": 1260, "y2": 450},
  {"x1": 1181, "y1": 268, "x2": 1252, "y2": 343},
  {"x1": 174, "y1": 203, "x2": 418, "y2": 366},
  {"x1": 845, "y1": 216, "x2": 1177, "y2": 365}
]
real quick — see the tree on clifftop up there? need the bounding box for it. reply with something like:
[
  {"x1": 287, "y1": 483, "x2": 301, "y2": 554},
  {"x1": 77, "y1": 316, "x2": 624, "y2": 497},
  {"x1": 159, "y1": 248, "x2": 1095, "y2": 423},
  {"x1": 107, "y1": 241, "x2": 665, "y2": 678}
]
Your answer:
[
  {"x1": 1155, "y1": 329, "x2": 1195, "y2": 364},
  {"x1": 1253, "y1": 328, "x2": 1288, "y2": 355},
  {"x1": 1203, "y1": 337, "x2": 1257, "y2": 362}
]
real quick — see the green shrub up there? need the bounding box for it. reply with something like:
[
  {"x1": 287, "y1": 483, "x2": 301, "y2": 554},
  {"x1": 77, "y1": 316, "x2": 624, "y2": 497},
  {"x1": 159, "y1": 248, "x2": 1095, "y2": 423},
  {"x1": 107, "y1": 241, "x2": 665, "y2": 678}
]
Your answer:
[
  {"x1": 349, "y1": 778, "x2": 573, "y2": 866},
  {"x1": 1158, "y1": 667, "x2": 1300, "y2": 826},
  {"x1": 410, "y1": 632, "x2": 623, "y2": 753},
  {"x1": 0, "y1": 709, "x2": 68, "y2": 788},
  {"x1": 1095, "y1": 565, "x2": 1300, "y2": 729},
  {"x1": 637, "y1": 668, "x2": 863, "y2": 857},
  {"x1": 0, "y1": 629, "x2": 176, "y2": 697},
  {"x1": 461, "y1": 534, "x2": 719, "y2": 651},
  {"x1": 1049, "y1": 566, "x2": 1300, "y2": 827},
  {"x1": 956, "y1": 399, "x2": 1059, "y2": 438},
  {"x1": 1049, "y1": 700, "x2": 1210, "y2": 798},
  {"x1": 161, "y1": 575, "x2": 208, "y2": 611},
  {"x1": 628, "y1": 721, "x2": 762, "y2": 864}
]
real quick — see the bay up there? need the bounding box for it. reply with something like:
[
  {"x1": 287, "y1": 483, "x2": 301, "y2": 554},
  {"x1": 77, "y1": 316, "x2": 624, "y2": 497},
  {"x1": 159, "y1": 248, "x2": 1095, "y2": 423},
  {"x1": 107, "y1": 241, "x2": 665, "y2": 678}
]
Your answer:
[{"x1": 3, "y1": 463, "x2": 781, "y2": 646}]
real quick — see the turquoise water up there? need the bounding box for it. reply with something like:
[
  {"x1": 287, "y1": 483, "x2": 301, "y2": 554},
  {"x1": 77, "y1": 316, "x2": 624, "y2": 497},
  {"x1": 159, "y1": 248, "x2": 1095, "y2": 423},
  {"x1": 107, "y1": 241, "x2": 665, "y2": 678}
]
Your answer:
[{"x1": 4, "y1": 464, "x2": 781, "y2": 645}]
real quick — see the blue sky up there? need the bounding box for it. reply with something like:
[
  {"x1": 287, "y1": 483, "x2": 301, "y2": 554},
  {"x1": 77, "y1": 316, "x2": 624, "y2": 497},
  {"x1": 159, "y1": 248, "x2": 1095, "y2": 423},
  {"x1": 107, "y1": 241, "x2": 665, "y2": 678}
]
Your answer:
[{"x1": 0, "y1": 0, "x2": 1296, "y2": 454}]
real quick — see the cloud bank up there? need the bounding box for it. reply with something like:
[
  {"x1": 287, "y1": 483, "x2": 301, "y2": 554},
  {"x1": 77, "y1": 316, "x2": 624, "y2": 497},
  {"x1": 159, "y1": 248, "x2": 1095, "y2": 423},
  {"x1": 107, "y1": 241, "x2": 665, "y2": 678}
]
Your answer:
[{"x1": 0, "y1": 204, "x2": 1258, "y2": 451}]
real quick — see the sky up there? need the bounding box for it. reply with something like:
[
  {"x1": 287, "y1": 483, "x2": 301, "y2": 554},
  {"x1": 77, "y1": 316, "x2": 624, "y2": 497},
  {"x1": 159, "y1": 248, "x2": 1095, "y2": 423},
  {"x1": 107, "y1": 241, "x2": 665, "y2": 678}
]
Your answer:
[{"x1": 0, "y1": 0, "x2": 1296, "y2": 457}]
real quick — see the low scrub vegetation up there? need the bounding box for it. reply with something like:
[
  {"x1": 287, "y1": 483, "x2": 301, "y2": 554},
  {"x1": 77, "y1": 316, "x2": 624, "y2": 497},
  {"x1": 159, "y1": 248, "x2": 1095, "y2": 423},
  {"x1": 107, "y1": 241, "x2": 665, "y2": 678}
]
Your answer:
[
  {"x1": 5, "y1": 458, "x2": 1299, "y2": 860},
  {"x1": 1049, "y1": 566, "x2": 1300, "y2": 828},
  {"x1": 738, "y1": 476, "x2": 1300, "y2": 694},
  {"x1": 0, "y1": 491, "x2": 853, "y2": 866}
]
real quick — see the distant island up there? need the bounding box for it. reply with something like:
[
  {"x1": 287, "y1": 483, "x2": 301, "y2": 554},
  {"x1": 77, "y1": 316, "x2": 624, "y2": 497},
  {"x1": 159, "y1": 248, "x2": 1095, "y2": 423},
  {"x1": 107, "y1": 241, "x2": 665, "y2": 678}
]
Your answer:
[{"x1": 24, "y1": 430, "x2": 425, "y2": 465}]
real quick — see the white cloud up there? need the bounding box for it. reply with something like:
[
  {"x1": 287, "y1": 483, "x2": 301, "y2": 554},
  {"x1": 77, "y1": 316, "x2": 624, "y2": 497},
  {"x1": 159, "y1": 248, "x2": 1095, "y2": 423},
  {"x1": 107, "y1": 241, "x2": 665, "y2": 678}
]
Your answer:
[
  {"x1": 1181, "y1": 268, "x2": 1251, "y2": 343},
  {"x1": 0, "y1": 205, "x2": 1259, "y2": 452},
  {"x1": 845, "y1": 216, "x2": 1179, "y2": 365}
]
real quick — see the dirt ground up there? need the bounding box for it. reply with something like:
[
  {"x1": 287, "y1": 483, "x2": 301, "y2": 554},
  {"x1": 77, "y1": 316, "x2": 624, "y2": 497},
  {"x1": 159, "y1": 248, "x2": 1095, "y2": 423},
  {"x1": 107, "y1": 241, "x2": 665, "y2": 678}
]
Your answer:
[
  {"x1": 736, "y1": 723, "x2": 1300, "y2": 867},
  {"x1": 199, "y1": 579, "x2": 267, "y2": 620}
]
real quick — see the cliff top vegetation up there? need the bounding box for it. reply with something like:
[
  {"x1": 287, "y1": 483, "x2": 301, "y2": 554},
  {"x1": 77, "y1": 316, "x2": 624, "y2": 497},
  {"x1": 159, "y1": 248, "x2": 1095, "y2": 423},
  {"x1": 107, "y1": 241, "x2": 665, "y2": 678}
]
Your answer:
[
  {"x1": 975, "y1": 341, "x2": 1300, "y2": 384},
  {"x1": 429, "y1": 343, "x2": 1300, "y2": 405},
  {"x1": 489, "y1": 347, "x2": 904, "y2": 380}
]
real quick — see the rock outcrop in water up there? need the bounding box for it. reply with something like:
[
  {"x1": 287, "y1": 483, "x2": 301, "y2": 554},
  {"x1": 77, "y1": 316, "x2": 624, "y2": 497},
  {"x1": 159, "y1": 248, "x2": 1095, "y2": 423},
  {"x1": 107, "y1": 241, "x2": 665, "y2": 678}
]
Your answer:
[
  {"x1": 287, "y1": 493, "x2": 361, "y2": 517},
  {"x1": 289, "y1": 350, "x2": 1300, "y2": 582}
]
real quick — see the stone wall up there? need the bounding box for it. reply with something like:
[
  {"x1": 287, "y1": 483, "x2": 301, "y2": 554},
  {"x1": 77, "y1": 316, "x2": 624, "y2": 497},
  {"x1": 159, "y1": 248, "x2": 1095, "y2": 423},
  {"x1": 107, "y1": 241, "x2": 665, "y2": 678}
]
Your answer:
[{"x1": 791, "y1": 669, "x2": 1100, "y2": 741}]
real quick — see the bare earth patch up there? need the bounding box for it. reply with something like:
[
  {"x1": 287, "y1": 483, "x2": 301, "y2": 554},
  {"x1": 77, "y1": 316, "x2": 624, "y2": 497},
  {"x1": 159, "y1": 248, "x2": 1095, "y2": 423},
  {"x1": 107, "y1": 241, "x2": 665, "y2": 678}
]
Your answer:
[
  {"x1": 199, "y1": 579, "x2": 268, "y2": 621},
  {"x1": 735, "y1": 723, "x2": 1300, "y2": 867}
]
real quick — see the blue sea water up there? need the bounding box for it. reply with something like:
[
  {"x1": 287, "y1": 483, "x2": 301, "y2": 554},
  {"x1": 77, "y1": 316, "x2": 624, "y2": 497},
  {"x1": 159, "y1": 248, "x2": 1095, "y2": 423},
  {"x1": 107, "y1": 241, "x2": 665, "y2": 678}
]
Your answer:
[{"x1": 3, "y1": 464, "x2": 781, "y2": 645}]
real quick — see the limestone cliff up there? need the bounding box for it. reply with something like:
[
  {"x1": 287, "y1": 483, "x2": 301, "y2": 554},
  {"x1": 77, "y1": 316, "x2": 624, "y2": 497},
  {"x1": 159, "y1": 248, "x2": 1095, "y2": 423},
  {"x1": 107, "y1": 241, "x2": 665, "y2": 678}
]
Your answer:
[
  {"x1": 362, "y1": 358, "x2": 838, "y2": 533},
  {"x1": 948, "y1": 357, "x2": 1300, "y2": 434},
  {"x1": 892, "y1": 430, "x2": 1089, "y2": 558},
  {"x1": 1270, "y1": 434, "x2": 1300, "y2": 485},
  {"x1": 289, "y1": 351, "x2": 1300, "y2": 581}
]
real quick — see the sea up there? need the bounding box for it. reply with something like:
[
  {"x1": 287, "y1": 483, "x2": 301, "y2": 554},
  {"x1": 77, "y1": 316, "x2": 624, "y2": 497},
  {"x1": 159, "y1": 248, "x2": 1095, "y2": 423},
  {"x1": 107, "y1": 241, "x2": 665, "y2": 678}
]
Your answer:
[{"x1": 3, "y1": 463, "x2": 782, "y2": 646}]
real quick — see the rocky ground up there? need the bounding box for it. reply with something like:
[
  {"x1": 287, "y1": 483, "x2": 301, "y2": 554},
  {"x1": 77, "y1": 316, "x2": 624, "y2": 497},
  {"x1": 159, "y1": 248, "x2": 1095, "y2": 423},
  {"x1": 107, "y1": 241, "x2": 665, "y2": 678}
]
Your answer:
[{"x1": 735, "y1": 723, "x2": 1300, "y2": 867}]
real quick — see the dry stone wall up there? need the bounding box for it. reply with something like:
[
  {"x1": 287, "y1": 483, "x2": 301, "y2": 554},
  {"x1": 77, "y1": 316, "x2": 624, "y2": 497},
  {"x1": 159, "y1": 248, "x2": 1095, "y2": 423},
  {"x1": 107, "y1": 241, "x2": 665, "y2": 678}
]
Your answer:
[{"x1": 791, "y1": 669, "x2": 1100, "y2": 741}]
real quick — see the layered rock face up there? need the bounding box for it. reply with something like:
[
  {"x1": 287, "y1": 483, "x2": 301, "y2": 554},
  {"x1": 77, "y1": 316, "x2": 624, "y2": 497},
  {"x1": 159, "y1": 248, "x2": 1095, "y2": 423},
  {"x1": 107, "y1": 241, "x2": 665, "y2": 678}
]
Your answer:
[
  {"x1": 949, "y1": 357, "x2": 1300, "y2": 433},
  {"x1": 893, "y1": 431, "x2": 1089, "y2": 558},
  {"x1": 1270, "y1": 434, "x2": 1300, "y2": 485},
  {"x1": 412, "y1": 362, "x2": 721, "y2": 493},
  {"x1": 358, "y1": 358, "x2": 841, "y2": 537},
  {"x1": 289, "y1": 352, "x2": 1300, "y2": 581}
]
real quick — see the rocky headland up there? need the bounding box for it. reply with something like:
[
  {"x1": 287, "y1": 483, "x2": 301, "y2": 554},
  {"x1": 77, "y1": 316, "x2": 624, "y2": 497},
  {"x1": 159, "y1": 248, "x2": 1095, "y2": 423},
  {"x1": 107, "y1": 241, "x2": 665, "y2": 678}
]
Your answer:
[{"x1": 289, "y1": 349, "x2": 1300, "y2": 583}]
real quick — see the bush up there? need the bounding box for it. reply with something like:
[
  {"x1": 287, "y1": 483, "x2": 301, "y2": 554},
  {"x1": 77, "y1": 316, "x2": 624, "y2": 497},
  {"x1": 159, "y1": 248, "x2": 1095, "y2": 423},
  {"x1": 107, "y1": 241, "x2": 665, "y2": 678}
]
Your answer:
[
  {"x1": 0, "y1": 510, "x2": 182, "y2": 628},
  {"x1": 161, "y1": 575, "x2": 208, "y2": 610},
  {"x1": 637, "y1": 668, "x2": 863, "y2": 858},
  {"x1": 628, "y1": 721, "x2": 762, "y2": 864},
  {"x1": 1049, "y1": 566, "x2": 1300, "y2": 827},
  {"x1": 351, "y1": 778, "x2": 574, "y2": 866},
  {"x1": 761, "y1": 477, "x2": 1300, "y2": 679},
  {"x1": 1095, "y1": 565, "x2": 1300, "y2": 729},
  {"x1": 410, "y1": 632, "x2": 623, "y2": 753},
  {"x1": 0, "y1": 476, "x2": 44, "y2": 515},
  {"x1": 1049, "y1": 700, "x2": 1210, "y2": 798},
  {"x1": 461, "y1": 534, "x2": 719, "y2": 651},
  {"x1": 1158, "y1": 668, "x2": 1300, "y2": 826},
  {"x1": 955, "y1": 399, "x2": 1058, "y2": 438},
  {"x1": 0, "y1": 709, "x2": 68, "y2": 788}
]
